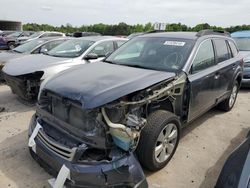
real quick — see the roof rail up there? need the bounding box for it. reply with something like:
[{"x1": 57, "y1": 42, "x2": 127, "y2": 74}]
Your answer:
[
  {"x1": 146, "y1": 30, "x2": 165, "y2": 34},
  {"x1": 196, "y1": 29, "x2": 231, "y2": 37}
]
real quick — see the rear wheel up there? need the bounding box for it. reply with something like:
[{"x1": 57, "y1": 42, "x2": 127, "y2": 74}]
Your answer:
[
  {"x1": 217, "y1": 81, "x2": 239, "y2": 111},
  {"x1": 136, "y1": 110, "x2": 181, "y2": 171}
]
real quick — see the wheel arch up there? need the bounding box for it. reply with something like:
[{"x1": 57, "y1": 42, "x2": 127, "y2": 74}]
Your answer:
[{"x1": 146, "y1": 98, "x2": 175, "y2": 115}]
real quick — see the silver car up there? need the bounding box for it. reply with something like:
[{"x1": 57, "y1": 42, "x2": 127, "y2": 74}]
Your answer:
[
  {"x1": 0, "y1": 37, "x2": 69, "y2": 80},
  {"x1": 3, "y1": 36, "x2": 128, "y2": 101},
  {"x1": 16, "y1": 31, "x2": 65, "y2": 45}
]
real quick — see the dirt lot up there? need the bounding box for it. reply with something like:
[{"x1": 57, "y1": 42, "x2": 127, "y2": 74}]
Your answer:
[{"x1": 0, "y1": 84, "x2": 249, "y2": 188}]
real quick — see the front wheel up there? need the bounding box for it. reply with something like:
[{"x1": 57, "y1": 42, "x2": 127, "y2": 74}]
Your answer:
[
  {"x1": 217, "y1": 81, "x2": 239, "y2": 111},
  {"x1": 8, "y1": 42, "x2": 15, "y2": 50},
  {"x1": 136, "y1": 110, "x2": 181, "y2": 171}
]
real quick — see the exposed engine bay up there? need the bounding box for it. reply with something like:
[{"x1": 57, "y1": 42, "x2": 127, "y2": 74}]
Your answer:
[{"x1": 102, "y1": 74, "x2": 186, "y2": 151}]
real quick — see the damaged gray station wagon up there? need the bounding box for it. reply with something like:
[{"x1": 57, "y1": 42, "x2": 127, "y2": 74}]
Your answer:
[{"x1": 28, "y1": 30, "x2": 243, "y2": 188}]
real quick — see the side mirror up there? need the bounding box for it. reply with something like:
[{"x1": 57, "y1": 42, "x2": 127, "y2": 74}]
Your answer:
[
  {"x1": 84, "y1": 53, "x2": 98, "y2": 60},
  {"x1": 40, "y1": 47, "x2": 48, "y2": 54}
]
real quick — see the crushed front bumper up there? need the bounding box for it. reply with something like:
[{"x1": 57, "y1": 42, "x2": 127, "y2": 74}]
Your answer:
[
  {"x1": 3, "y1": 73, "x2": 29, "y2": 99},
  {"x1": 3, "y1": 72, "x2": 41, "y2": 101},
  {"x1": 28, "y1": 115, "x2": 148, "y2": 188}
]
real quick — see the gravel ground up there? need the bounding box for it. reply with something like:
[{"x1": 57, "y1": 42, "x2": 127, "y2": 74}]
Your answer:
[{"x1": 0, "y1": 84, "x2": 249, "y2": 188}]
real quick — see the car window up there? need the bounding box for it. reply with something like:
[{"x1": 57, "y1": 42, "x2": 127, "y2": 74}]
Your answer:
[
  {"x1": 7, "y1": 32, "x2": 22, "y2": 37},
  {"x1": 233, "y1": 38, "x2": 250, "y2": 51},
  {"x1": 13, "y1": 39, "x2": 45, "y2": 53},
  {"x1": 192, "y1": 40, "x2": 215, "y2": 73},
  {"x1": 113, "y1": 40, "x2": 145, "y2": 60},
  {"x1": 43, "y1": 40, "x2": 66, "y2": 51},
  {"x1": 29, "y1": 32, "x2": 43, "y2": 38},
  {"x1": 214, "y1": 39, "x2": 231, "y2": 63},
  {"x1": 228, "y1": 40, "x2": 238, "y2": 57},
  {"x1": 106, "y1": 37, "x2": 195, "y2": 72},
  {"x1": 116, "y1": 40, "x2": 126, "y2": 47},
  {"x1": 40, "y1": 33, "x2": 47, "y2": 38},
  {"x1": 21, "y1": 32, "x2": 31, "y2": 37},
  {"x1": 50, "y1": 33, "x2": 63, "y2": 37},
  {"x1": 47, "y1": 39, "x2": 95, "y2": 58},
  {"x1": 89, "y1": 41, "x2": 114, "y2": 57},
  {"x1": 33, "y1": 40, "x2": 66, "y2": 54}
]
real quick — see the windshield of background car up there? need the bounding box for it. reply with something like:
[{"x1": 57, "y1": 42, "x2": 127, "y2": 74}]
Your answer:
[
  {"x1": 233, "y1": 38, "x2": 250, "y2": 51},
  {"x1": 29, "y1": 32, "x2": 43, "y2": 38},
  {"x1": 7, "y1": 32, "x2": 22, "y2": 37},
  {"x1": 13, "y1": 39, "x2": 46, "y2": 53},
  {"x1": 47, "y1": 39, "x2": 95, "y2": 58},
  {"x1": 106, "y1": 37, "x2": 195, "y2": 72}
]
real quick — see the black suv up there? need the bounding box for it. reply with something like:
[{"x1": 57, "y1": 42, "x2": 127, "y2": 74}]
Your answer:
[{"x1": 28, "y1": 30, "x2": 243, "y2": 188}]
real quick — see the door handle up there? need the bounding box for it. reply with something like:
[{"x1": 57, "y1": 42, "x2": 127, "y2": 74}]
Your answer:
[
  {"x1": 214, "y1": 72, "x2": 220, "y2": 80},
  {"x1": 232, "y1": 64, "x2": 236, "y2": 70}
]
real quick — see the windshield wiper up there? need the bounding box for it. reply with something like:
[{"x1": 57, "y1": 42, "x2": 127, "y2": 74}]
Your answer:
[
  {"x1": 12, "y1": 49, "x2": 22, "y2": 53},
  {"x1": 118, "y1": 63, "x2": 151, "y2": 70},
  {"x1": 103, "y1": 60, "x2": 117, "y2": 64}
]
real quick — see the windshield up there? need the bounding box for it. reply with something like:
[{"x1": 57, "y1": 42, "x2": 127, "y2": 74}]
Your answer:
[
  {"x1": 29, "y1": 32, "x2": 43, "y2": 38},
  {"x1": 7, "y1": 32, "x2": 22, "y2": 37},
  {"x1": 106, "y1": 37, "x2": 195, "y2": 72},
  {"x1": 233, "y1": 38, "x2": 250, "y2": 51},
  {"x1": 47, "y1": 39, "x2": 95, "y2": 58},
  {"x1": 13, "y1": 39, "x2": 46, "y2": 53}
]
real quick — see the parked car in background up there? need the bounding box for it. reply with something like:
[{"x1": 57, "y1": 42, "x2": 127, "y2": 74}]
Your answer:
[
  {"x1": 215, "y1": 130, "x2": 250, "y2": 188},
  {"x1": 3, "y1": 36, "x2": 128, "y2": 101},
  {"x1": 232, "y1": 30, "x2": 250, "y2": 87},
  {"x1": 127, "y1": 30, "x2": 165, "y2": 39},
  {"x1": 27, "y1": 30, "x2": 242, "y2": 187},
  {"x1": 127, "y1": 32, "x2": 145, "y2": 39},
  {"x1": 73, "y1": 32, "x2": 101, "y2": 37},
  {"x1": 0, "y1": 31, "x2": 34, "y2": 50},
  {"x1": 0, "y1": 37, "x2": 69, "y2": 80},
  {"x1": 0, "y1": 30, "x2": 16, "y2": 37},
  {"x1": 15, "y1": 31, "x2": 65, "y2": 45}
]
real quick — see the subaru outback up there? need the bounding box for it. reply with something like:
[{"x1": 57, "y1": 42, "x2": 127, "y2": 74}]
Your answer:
[{"x1": 28, "y1": 30, "x2": 243, "y2": 187}]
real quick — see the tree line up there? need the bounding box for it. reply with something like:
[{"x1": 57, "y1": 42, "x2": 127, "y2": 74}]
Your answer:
[{"x1": 23, "y1": 22, "x2": 250, "y2": 35}]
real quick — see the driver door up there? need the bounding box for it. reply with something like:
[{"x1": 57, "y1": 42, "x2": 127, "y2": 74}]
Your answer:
[{"x1": 188, "y1": 39, "x2": 218, "y2": 122}]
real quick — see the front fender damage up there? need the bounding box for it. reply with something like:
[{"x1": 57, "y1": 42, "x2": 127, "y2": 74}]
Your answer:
[{"x1": 103, "y1": 73, "x2": 187, "y2": 153}]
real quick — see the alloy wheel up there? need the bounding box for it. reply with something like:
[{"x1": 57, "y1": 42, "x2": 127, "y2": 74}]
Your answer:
[{"x1": 154, "y1": 123, "x2": 178, "y2": 163}]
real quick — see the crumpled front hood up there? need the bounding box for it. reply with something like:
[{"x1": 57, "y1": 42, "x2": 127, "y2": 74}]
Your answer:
[
  {"x1": 0, "y1": 52, "x2": 24, "y2": 64},
  {"x1": 2, "y1": 54, "x2": 71, "y2": 76},
  {"x1": 43, "y1": 62, "x2": 176, "y2": 109}
]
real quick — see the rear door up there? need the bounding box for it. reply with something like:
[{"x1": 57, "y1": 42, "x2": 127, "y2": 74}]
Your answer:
[
  {"x1": 212, "y1": 38, "x2": 236, "y2": 100},
  {"x1": 188, "y1": 39, "x2": 218, "y2": 121}
]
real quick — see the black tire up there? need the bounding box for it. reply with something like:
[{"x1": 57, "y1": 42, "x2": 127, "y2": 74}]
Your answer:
[
  {"x1": 136, "y1": 110, "x2": 181, "y2": 171},
  {"x1": 8, "y1": 42, "x2": 15, "y2": 50},
  {"x1": 217, "y1": 81, "x2": 239, "y2": 112}
]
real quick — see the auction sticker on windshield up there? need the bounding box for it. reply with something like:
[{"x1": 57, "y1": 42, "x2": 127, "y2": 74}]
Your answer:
[
  {"x1": 75, "y1": 44, "x2": 82, "y2": 51},
  {"x1": 164, "y1": 41, "x2": 186, "y2": 46}
]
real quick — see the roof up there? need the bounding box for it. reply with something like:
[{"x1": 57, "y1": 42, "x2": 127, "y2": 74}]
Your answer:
[
  {"x1": 77, "y1": 36, "x2": 126, "y2": 42},
  {"x1": 41, "y1": 37, "x2": 70, "y2": 41},
  {"x1": 138, "y1": 32, "x2": 198, "y2": 40},
  {"x1": 231, "y1": 30, "x2": 250, "y2": 38}
]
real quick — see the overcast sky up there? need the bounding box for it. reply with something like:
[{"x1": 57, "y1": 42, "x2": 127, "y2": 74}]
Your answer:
[{"x1": 0, "y1": 0, "x2": 249, "y2": 27}]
